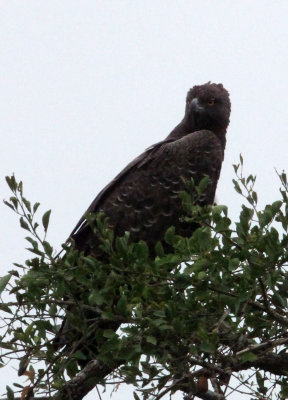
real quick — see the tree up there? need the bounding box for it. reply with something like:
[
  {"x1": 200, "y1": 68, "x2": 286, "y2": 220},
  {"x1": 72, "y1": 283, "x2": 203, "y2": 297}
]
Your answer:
[{"x1": 1, "y1": 158, "x2": 288, "y2": 400}]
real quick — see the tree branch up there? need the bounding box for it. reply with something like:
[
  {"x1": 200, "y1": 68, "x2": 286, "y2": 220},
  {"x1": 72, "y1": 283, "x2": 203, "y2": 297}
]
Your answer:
[
  {"x1": 51, "y1": 358, "x2": 123, "y2": 400},
  {"x1": 230, "y1": 352, "x2": 288, "y2": 376}
]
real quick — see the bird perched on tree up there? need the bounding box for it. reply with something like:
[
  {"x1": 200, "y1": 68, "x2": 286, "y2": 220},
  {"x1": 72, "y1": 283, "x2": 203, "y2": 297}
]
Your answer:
[
  {"x1": 54, "y1": 82, "x2": 231, "y2": 370},
  {"x1": 71, "y1": 82, "x2": 230, "y2": 253}
]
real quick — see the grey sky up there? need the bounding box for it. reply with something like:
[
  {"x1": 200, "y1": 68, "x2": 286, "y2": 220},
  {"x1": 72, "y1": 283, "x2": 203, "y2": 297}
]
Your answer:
[{"x1": 1, "y1": 1, "x2": 288, "y2": 399}]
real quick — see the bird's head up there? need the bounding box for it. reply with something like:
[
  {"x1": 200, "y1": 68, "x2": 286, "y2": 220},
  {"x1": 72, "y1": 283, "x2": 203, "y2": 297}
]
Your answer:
[{"x1": 184, "y1": 82, "x2": 231, "y2": 135}]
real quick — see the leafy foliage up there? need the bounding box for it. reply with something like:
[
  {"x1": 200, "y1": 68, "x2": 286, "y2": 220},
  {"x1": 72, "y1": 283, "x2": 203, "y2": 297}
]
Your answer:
[{"x1": 1, "y1": 159, "x2": 288, "y2": 400}]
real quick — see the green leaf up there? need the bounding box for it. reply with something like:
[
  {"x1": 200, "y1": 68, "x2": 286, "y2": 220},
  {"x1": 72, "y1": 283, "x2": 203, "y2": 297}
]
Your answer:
[
  {"x1": 48, "y1": 304, "x2": 57, "y2": 317},
  {"x1": 146, "y1": 336, "x2": 157, "y2": 345},
  {"x1": 33, "y1": 202, "x2": 40, "y2": 213},
  {"x1": 43, "y1": 241, "x2": 53, "y2": 256},
  {"x1": 0, "y1": 342, "x2": 14, "y2": 350},
  {"x1": 281, "y1": 171, "x2": 287, "y2": 185},
  {"x1": 164, "y1": 226, "x2": 176, "y2": 244},
  {"x1": 200, "y1": 341, "x2": 216, "y2": 353},
  {"x1": 256, "y1": 371, "x2": 267, "y2": 394},
  {"x1": 10, "y1": 197, "x2": 18, "y2": 209},
  {"x1": 27, "y1": 247, "x2": 44, "y2": 256},
  {"x1": 192, "y1": 227, "x2": 213, "y2": 251},
  {"x1": 237, "y1": 205, "x2": 253, "y2": 235},
  {"x1": 215, "y1": 217, "x2": 231, "y2": 232},
  {"x1": 197, "y1": 271, "x2": 206, "y2": 280},
  {"x1": 233, "y1": 163, "x2": 239, "y2": 173},
  {"x1": 0, "y1": 274, "x2": 11, "y2": 295},
  {"x1": 272, "y1": 293, "x2": 287, "y2": 309},
  {"x1": 6, "y1": 385, "x2": 15, "y2": 400},
  {"x1": 0, "y1": 303, "x2": 12, "y2": 314},
  {"x1": 134, "y1": 241, "x2": 149, "y2": 260},
  {"x1": 12, "y1": 383, "x2": 24, "y2": 389},
  {"x1": 72, "y1": 350, "x2": 87, "y2": 360},
  {"x1": 18, "y1": 354, "x2": 30, "y2": 376},
  {"x1": 88, "y1": 290, "x2": 104, "y2": 306},
  {"x1": 5, "y1": 175, "x2": 17, "y2": 192},
  {"x1": 228, "y1": 258, "x2": 239, "y2": 271},
  {"x1": 133, "y1": 392, "x2": 141, "y2": 400},
  {"x1": 117, "y1": 294, "x2": 128, "y2": 315},
  {"x1": 233, "y1": 179, "x2": 242, "y2": 194},
  {"x1": 212, "y1": 204, "x2": 228, "y2": 218},
  {"x1": 251, "y1": 190, "x2": 258, "y2": 204},
  {"x1": 197, "y1": 176, "x2": 210, "y2": 194},
  {"x1": 103, "y1": 329, "x2": 117, "y2": 338},
  {"x1": 42, "y1": 210, "x2": 51, "y2": 232},
  {"x1": 154, "y1": 241, "x2": 165, "y2": 257},
  {"x1": 271, "y1": 200, "x2": 282, "y2": 213},
  {"x1": 18, "y1": 181, "x2": 23, "y2": 195},
  {"x1": 66, "y1": 359, "x2": 79, "y2": 378},
  {"x1": 20, "y1": 217, "x2": 30, "y2": 231},
  {"x1": 22, "y1": 197, "x2": 31, "y2": 212},
  {"x1": 3, "y1": 200, "x2": 15, "y2": 211},
  {"x1": 259, "y1": 205, "x2": 274, "y2": 228}
]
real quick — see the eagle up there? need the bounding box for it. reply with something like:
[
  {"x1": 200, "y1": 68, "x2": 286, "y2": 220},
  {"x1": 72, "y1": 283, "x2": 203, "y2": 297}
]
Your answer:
[
  {"x1": 70, "y1": 82, "x2": 230, "y2": 253},
  {"x1": 55, "y1": 82, "x2": 231, "y2": 369}
]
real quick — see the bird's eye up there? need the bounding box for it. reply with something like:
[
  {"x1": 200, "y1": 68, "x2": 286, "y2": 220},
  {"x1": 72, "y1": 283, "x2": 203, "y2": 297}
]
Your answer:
[{"x1": 208, "y1": 98, "x2": 215, "y2": 106}]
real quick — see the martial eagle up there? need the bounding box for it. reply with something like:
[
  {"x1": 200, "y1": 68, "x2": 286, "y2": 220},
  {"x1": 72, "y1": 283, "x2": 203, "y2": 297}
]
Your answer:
[
  {"x1": 55, "y1": 82, "x2": 231, "y2": 368},
  {"x1": 71, "y1": 83, "x2": 231, "y2": 253}
]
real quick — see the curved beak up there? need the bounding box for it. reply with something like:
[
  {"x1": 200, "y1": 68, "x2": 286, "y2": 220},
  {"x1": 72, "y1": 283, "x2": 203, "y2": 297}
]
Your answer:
[{"x1": 190, "y1": 98, "x2": 204, "y2": 113}]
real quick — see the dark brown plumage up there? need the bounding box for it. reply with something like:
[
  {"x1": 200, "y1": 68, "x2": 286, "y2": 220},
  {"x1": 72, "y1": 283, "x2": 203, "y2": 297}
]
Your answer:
[
  {"x1": 71, "y1": 82, "x2": 230, "y2": 253},
  {"x1": 55, "y1": 82, "x2": 231, "y2": 367}
]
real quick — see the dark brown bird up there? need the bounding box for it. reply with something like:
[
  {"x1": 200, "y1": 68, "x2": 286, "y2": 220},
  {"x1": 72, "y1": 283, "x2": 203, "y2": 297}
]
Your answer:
[
  {"x1": 55, "y1": 82, "x2": 231, "y2": 369},
  {"x1": 71, "y1": 82, "x2": 230, "y2": 253}
]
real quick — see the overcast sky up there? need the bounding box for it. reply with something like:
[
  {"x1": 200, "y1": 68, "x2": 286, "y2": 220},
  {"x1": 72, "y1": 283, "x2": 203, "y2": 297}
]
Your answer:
[{"x1": 1, "y1": 1, "x2": 288, "y2": 399}]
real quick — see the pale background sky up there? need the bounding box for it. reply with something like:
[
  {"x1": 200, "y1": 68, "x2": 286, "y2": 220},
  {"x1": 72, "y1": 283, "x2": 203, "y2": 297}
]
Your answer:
[{"x1": 1, "y1": 1, "x2": 288, "y2": 399}]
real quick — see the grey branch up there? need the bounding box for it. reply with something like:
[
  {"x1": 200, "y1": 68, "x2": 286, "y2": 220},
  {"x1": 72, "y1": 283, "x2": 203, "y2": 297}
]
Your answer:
[{"x1": 51, "y1": 359, "x2": 122, "y2": 400}]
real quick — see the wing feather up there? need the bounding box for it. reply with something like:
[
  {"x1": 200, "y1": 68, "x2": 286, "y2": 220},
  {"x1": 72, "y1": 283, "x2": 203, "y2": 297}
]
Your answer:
[
  {"x1": 71, "y1": 130, "x2": 223, "y2": 250},
  {"x1": 70, "y1": 138, "x2": 172, "y2": 237}
]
